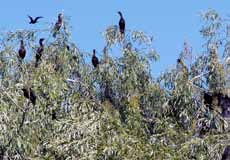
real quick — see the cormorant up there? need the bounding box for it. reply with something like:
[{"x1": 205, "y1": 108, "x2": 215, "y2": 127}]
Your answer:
[
  {"x1": 92, "y1": 49, "x2": 99, "y2": 68},
  {"x1": 221, "y1": 95, "x2": 230, "y2": 118},
  {"x1": 66, "y1": 45, "x2": 70, "y2": 51},
  {"x1": 177, "y1": 58, "x2": 189, "y2": 80},
  {"x1": 222, "y1": 146, "x2": 230, "y2": 160},
  {"x1": 22, "y1": 87, "x2": 37, "y2": 105},
  {"x1": 28, "y1": 15, "x2": 43, "y2": 24},
  {"x1": 118, "y1": 11, "x2": 125, "y2": 34},
  {"x1": 53, "y1": 13, "x2": 63, "y2": 37},
  {"x1": 203, "y1": 92, "x2": 213, "y2": 106},
  {"x1": 35, "y1": 38, "x2": 45, "y2": 67},
  {"x1": 18, "y1": 40, "x2": 26, "y2": 60},
  {"x1": 203, "y1": 91, "x2": 222, "y2": 110},
  {"x1": 39, "y1": 38, "x2": 45, "y2": 46}
]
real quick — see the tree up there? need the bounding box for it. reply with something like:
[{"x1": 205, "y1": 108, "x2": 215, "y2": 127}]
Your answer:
[{"x1": 0, "y1": 10, "x2": 229, "y2": 159}]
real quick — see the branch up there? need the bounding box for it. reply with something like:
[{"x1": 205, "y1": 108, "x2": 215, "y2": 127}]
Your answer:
[
  {"x1": 0, "y1": 88, "x2": 25, "y2": 112},
  {"x1": 188, "y1": 82, "x2": 206, "y2": 92},
  {"x1": 65, "y1": 78, "x2": 90, "y2": 89},
  {"x1": 189, "y1": 71, "x2": 210, "y2": 83}
]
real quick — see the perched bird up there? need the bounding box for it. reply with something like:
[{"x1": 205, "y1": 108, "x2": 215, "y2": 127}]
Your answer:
[
  {"x1": 92, "y1": 49, "x2": 99, "y2": 68},
  {"x1": 222, "y1": 146, "x2": 230, "y2": 160},
  {"x1": 18, "y1": 40, "x2": 26, "y2": 60},
  {"x1": 221, "y1": 95, "x2": 230, "y2": 118},
  {"x1": 104, "y1": 83, "x2": 112, "y2": 101},
  {"x1": 22, "y1": 87, "x2": 37, "y2": 105},
  {"x1": 28, "y1": 15, "x2": 43, "y2": 24},
  {"x1": 203, "y1": 92, "x2": 213, "y2": 106},
  {"x1": 66, "y1": 45, "x2": 70, "y2": 51},
  {"x1": 177, "y1": 58, "x2": 189, "y2": 80},
  {"x1": 126, "y1": 42, "x2": 132, "y2": 51},
  {"x1": 118, "y1": 11, "x2": 125, "y2": 34},
  {"x1": 38, "y1": 38, "x2": 45, "y2": 53},
  {"x1": 203, "y1": 91, "x2": 222, "y2": 110},
  {"x1": 35, "y1": 38, "x2": 45, "y2": 67},
  {"x1": 53, "y1": 13, "x2": 63, "y2": 37}
]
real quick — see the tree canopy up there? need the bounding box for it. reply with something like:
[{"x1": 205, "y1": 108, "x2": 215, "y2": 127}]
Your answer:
[{"x1": 0, "y1": 9, "x2": 230, "y2": 159}]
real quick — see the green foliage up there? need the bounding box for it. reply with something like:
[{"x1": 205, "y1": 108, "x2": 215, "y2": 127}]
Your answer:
[{"x1": 0, "y1": 10, "x2": 229, "y2": 159}]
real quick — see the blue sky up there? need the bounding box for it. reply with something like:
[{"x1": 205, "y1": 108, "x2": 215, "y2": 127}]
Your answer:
[{"x1": 1, "y1": 1, "x2": 230, "y2": 76}]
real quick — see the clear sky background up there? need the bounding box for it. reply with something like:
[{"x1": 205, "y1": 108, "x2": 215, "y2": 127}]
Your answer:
[{"x1": 0, "y1": 1, "x2": 230, "y2": 76}]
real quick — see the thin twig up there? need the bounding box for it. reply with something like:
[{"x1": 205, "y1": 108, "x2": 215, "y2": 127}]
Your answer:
[
  {"x1": 0, "y1": 88, "x2": 25, "y2": 112},
  {"x1": 189, "y1": 71, "x2": 210, "y2": 82},
  {"x1": 65, "y1": 78, "x2": 91, "y2": 89}
]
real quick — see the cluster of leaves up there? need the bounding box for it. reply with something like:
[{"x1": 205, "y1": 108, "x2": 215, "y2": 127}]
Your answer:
[{"x1": 0, "y1": 10, "x2": 229, "y2": 159}]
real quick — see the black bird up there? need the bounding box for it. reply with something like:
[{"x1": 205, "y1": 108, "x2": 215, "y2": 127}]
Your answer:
[
  {"x1": 222, "y1": 146, "x2": 230, "y2": 160},
  {"x1": 18, "y1": 40, "x2": 26, "y2": 60},
  {"x1": 22, "y1": 87, "x2": 36, "y2": 105},
  {"x1": 35, "y1": 38, "x2": 45, "y2": 67},
  {"x1": 53, "y1": 13, "x2": 63, "y2": 37},
  {"x1": 92, "y1": 49, "x2": 99, "y2": 68},
  {"x1": 118, "y1": 11, "x2": 125, "y2": 34},
  {"x1": 39, "y1": 38, "x2": 45, "y2": 46},
  {"x1": 177, "y1": 58, "x2": 181, "y2": 63},
  {"x1": 66, "y1": 45, "x2": 70, "y2": 51},
  {"x1": 28, "y1": 15, "x2": 43, "y2": 24},
  {"x1": 203, "y1": 92, "x2": 213, "y2": 106}
]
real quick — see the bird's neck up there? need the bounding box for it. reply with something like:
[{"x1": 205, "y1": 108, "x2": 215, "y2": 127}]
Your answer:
[
  {"x1": 119, "y1": 13, "x2": 123, "y2": 19},
  {"x1": 20, "y1": 43, "x2": 24, "y2": 48},
  {"x1": 58, "y1": 17, "x2": 62, "y2": 23}
]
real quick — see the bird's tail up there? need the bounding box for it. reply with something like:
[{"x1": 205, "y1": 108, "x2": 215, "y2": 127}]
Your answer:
[
  {"x1": 120, "y1": 29, "x2": 125, "y2": 39},
  {"x1": 120, "y1": 29, "x2": 125, "y2": 34},
  {"x1": 35, "y1": 61, "x2": 39, "y2": 68}
]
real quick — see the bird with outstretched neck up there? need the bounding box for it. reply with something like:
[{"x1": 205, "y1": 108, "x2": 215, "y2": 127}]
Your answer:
[
  {"x1": 18, "y1": 40, "x2": 26, "y2": 60},
  {"x1": 92, "y1": 49, "x2": 99, "y2": 68},
  {"x1": 28, "y1": 15, "x2": 43, "y2": 24},
  {"x1": 118, "y1": 11, "x2": 125, "y2": 35},
  {"x1": 35, "y1": 38, "x2": 45, "y2": 67},
  {"x1": 22, "y1": 87, "x2": 37, "y2": 105},
  {"x1": 53, "y1": 13, "x2": 63, "y2": 37}
]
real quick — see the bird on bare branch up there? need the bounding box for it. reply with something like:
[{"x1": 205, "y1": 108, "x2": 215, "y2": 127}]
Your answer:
[{"x1": 118, "y1": 11, "x2": 125, "y2": 35}]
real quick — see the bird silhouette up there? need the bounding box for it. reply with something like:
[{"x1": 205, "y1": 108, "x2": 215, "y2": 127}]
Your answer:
[
  {"x1": 222, "y1": 146, "x2": 230, "y2": 160},
  {"x1": 92, "y1": 49, "x2": 99, "y2": 68},
  {"x1": 35, "y1": 38, "x2": 45, "y2": 67},
  {"x1": 53, "y1": 13, "x2": 63, "y2": 37},
  {"x1": 22, "y1": 87, "x2": 36, "y2": 105},
  {"x1": 118, "y1": 11, "x2": 125, "y2": 34},
  {"x1": 66, "y1": 45, "x2": 70, "y2": 51},
  {"x1": 28, "y1": 16, "x2": 43, "y2": 24},
  {"x1": 203, "y1": 92, "x2": 213, "y2": 106},
  {"x1": 18, "y1": 40, "x2": 26, "y2": 60}
]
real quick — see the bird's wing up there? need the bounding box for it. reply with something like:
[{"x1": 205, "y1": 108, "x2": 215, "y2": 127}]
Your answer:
[
  {"x1": 28, "y1": 15, "x2": 33, "y2": 21},
  {"x1": 35, "y1": 16, "x2": 43, "y2": 21},
  {"x1": 120, "y1": 19, "x2": 125, "y2": 25},
  {"x1": 119, "y1": 19, "x2": 124, "y2": 27}
]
